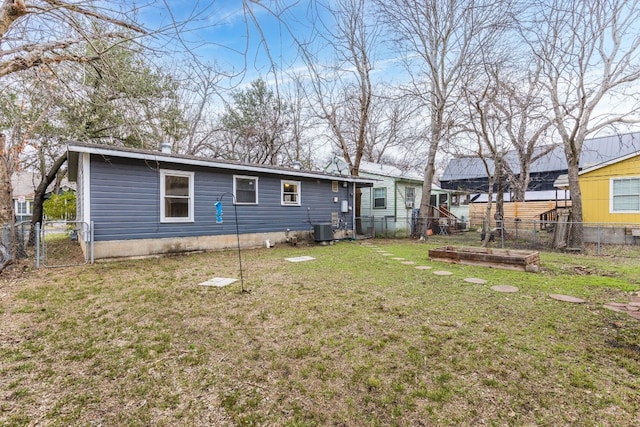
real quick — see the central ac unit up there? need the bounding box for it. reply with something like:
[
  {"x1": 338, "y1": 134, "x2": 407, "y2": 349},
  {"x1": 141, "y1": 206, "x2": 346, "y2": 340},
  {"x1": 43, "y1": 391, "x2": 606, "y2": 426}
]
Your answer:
[{"x1": 313, "y1": 223, "x2": 333, "y2": 242}]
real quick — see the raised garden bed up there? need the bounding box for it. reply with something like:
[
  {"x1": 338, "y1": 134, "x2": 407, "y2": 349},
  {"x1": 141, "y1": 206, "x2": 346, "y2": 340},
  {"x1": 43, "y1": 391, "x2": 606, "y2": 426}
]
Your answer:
[{"x1": 428, "y1": 245, "x2": 540, "y2": 273}]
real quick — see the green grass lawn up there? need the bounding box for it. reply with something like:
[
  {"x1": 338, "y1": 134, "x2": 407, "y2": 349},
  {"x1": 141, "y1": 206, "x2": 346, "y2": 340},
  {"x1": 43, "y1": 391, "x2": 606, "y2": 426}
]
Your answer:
[{"x1": 1, "y1": 238, "x2": 639, "y2": 426}]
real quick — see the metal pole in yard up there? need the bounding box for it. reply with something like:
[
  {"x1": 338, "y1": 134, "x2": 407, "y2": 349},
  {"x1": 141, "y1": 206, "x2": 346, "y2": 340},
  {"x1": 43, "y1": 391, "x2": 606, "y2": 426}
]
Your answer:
[
  {"x1": 90, "y1": 221, "x2": 95, "y2": 264},
  {"x1": 216, "y1": 193, "x2": 246, "y2": 293},
  {"x1": 35, "y1": 222, "x2": 40, "y2": 269}
]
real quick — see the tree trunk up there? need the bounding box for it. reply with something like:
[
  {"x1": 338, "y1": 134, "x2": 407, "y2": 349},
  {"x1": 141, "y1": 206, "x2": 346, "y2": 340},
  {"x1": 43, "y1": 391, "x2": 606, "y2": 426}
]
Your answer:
[
  {"x1": 0, "y1": 134, "x2": 13, "y2": 225},
  {"x1": 495, "y1": 161, "x2": 504, "y2": 236},
  {"x1": 565, "y1": 150, "x2": 584, "y2": 249},
  {"x1": 0, "y1": 134, "x2": 15, "y2": 269},
  {"x1": 482, "y1": 173, "x2": 496, "y2": 248},
  {"x1": 418, "y1": 103, "x2": 443, "y2": 239},
  {"x1": 28, "y1": 152, "x2": 68, "y2": 246}
]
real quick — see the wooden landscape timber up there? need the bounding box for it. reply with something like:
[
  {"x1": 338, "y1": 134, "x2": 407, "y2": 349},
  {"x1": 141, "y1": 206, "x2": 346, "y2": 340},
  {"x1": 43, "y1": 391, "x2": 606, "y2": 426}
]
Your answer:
[{"x1": 428, "y1": 245, "x2": 540, "y2": 272}]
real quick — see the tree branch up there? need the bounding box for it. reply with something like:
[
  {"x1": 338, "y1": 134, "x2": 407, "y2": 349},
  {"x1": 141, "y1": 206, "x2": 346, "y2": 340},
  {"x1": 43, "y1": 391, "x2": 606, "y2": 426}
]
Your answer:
[{"x1": 0, "y1": 0, "x2": 27, "y2": 39}]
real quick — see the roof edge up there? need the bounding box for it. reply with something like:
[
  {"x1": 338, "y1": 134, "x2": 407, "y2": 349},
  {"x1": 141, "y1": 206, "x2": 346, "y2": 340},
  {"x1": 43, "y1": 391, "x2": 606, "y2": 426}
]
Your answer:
[{"x1": 67, "y1": 142, "x2": 375, "y2": 185}]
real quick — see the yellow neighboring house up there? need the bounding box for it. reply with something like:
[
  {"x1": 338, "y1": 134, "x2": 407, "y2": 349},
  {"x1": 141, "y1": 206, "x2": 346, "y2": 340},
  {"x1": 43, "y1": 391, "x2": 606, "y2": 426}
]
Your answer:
[{"x1": 579, "y1": 151, "x2": 640, "y2": 224}]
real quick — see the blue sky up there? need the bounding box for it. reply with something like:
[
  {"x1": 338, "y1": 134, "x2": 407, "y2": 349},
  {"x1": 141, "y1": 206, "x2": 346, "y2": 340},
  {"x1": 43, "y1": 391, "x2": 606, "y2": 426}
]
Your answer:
[{"x1": 139, "y1": 1, "x2": 329, "y2": 86}]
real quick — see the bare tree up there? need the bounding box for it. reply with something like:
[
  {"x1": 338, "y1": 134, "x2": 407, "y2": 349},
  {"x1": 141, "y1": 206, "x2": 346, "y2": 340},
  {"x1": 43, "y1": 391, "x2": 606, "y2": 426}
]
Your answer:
[
  {"x1": 280, "y1": 72, "x2": 319, "y2": 169},
  {"x1": 173, "y1": 66, "x2": 226, "y2": 156},
  {"x1": 290, "y1": 0, "x2": 378, "y2": 225},
  {"x1": 490, "y1": 62, "x2": 556, "y2": 201},
  {"x1": 462, "y1": 71, "x2": 510, "y2": 246},
  {"x1": 0, "y1": 1, "x2": 152, "y2": 226},
  {"x1": 376, "y1": 0, "x2": 515, "y2": 238},
  {"x1": 363, "y1": 91, "x2": 423, "y2": 168},
  {"x1": 523, "y1": 0, "x2": 640, "y2": 248},
  {"x1": 0, "y1": 1, "x2": 146, "y2": 78},
  {"x1": 308, "y1": 0, "x2": 376, "y2": 175}
]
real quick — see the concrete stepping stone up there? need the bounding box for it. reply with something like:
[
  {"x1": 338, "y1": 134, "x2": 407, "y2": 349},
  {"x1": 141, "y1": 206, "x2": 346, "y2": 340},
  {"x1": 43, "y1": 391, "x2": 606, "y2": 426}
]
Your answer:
[
  {"x1": 464, "y1": 278, "x2": 487, "y2": 285},
  {"x1": 380, "y1": 253, "x2": 393, "y2": 256},
  {"x1": 491, "y1": 285, "x2": 518, "y2": 293},
  {"x1": 391, "y1": 257, "x2": 405, "y2": 260},
  {"x1": 401, "y1": 261, "x2": 416, "y2": 265},
  {"x1": 549, "y1": 294, "x2": 585, "y2": 303},
  {"x1": 433, "y1": 270, "x2": 453, "y2": 276},
  {"x1": 199, "y1": 277, "x2": 237, "y2": 287},
  {"x1": 415, "y1": 266, "x2": 432, "y2": 270},
  {"x1": 285, "y1": 256, "x2": 316, "y2": 263}
]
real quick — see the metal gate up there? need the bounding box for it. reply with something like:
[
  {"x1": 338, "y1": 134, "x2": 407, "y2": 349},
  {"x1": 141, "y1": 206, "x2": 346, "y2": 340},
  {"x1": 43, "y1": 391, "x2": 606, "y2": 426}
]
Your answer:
[{"x1": 37, "y1": 220, "x2": 93, "y2": 268}]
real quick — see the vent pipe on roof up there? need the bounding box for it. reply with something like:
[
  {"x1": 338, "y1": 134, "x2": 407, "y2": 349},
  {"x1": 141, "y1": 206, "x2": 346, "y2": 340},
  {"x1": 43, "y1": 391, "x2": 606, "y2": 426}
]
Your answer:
[
  {"x1": 292, "y1": 160, "x2": 302, "y2": 170},
  {"x1": 160, "y1": 142, "x2": 172, "y2": 154}
]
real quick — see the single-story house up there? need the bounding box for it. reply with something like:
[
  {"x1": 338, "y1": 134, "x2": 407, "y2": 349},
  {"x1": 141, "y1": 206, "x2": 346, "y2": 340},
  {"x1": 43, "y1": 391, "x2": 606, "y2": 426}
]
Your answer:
[
  {"x1": 554, "y1": 151, "x2": 640, "y2": 244},
  {"x1": 11, "y1": 170, "x2": 75, "y2": 222},
  {"x1": 67, "y1": 142, "x2": 375, "y2": 260},
  {"x1": 441, "y1": 132, "x2": 640, "y2": 194},
  {"x1": 580, "y1": 151, "x2": 640, "y2": 224},
  {"x1": 324, "y1": 157, "x2": 457, "y2": 235},
  {"x1": 440, "y1": 132, "x2": 640, "y2": 227}
]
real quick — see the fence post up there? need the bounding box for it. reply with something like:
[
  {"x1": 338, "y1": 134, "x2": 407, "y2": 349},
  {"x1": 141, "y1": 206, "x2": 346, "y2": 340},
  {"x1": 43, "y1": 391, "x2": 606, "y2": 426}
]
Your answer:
[
  {"x1": 90, "y1": 221, "x2": 95, "y2": 264},
  {"x1": 35, "y1": 222, "x2": 40, "y2": 269}
]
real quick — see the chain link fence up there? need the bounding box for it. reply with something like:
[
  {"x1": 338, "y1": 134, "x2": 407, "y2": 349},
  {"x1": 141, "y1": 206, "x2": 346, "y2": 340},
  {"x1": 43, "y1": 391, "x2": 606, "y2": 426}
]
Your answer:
[
  {"x1": 0, "y1": 221, "x2": 34, "y2": 268},
  {"x1": 405, "y1": 216, "x2": 640, "y2": 257}
]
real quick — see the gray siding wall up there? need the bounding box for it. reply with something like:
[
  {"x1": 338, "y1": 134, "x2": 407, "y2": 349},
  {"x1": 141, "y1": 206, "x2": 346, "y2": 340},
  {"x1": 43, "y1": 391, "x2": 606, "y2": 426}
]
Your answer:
[{"x1": 89, "y1": 155, "x2": 351, "y2": 241}]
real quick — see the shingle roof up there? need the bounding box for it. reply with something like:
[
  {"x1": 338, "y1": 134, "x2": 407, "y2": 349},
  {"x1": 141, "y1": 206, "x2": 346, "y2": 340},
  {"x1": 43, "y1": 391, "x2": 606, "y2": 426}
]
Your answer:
[
  {"x1": 67, "y1": 142, "x2": 376, "y2": 186},
  {"x1": 11, "y1": 171, "x2": 75, "y2": 199}
]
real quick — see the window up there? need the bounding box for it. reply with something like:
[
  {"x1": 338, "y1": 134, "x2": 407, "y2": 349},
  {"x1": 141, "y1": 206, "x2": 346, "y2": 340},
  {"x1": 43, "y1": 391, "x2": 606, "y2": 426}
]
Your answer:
[
  {"x1": 15, "y1": 199, "x2": 32, "y2": 216},
  {"x1": 332, "y1": 181, "x2": 339, "y2": 192},
  {"x1": 405, "y1": 187, "x2": 416, "y2": 208},
  {"x1": 373, "y1": 188, "x2": 386, "y2": 209},
  {"x1": 234, "y1": 175, "x2": 258, "y2": 204},
  {"x1": 160, "y1": 170, "x2": 194, "y2": 222},
  {"x1": 281, "y1": 180, "x2": 301, "y2": 206},
  {"x1": 611, "y1": 177, "x2": 640, "y2": 212}
]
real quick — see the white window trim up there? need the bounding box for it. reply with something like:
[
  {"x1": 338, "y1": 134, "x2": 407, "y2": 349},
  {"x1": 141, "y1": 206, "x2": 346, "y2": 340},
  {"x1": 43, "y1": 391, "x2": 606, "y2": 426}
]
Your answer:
[
  {"x1": 160, "y1": 169, "x2": 194, "y2": 223},
  {"x1": 281, "y1": 180, "x2": 301, "y2": 206},
  {"x1": 15, "y1": 199, "x2": 32, "y2": 216},
  {"x1": 373, "y1": 187, "x2": 386, "y2": 209},
  {"x1": 610, "y1": 176, "x2": 640, "y2": 213},
  {"x1": 233, "y1": 175, "x2": 259, "y2": 205}
]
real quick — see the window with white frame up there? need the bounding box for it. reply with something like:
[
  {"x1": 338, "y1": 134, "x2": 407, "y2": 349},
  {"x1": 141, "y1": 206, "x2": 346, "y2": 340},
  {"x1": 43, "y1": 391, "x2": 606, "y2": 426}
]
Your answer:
[
  {"x1": 234, "y1": 175, "x2": 258, "y2": 204},
  {"x1": 405, "y1": 187, "x2": 416, "y2": 208},
  {"x1": 160, "y1": 170, "x2": 194, "y2": 222},
  {"x1": 281, "y1": 180, "x2": 301, "y2": 206},
  {"x1": 373, "y1": 187, "x2": 386, "y2": 209},
  {"x1": 15, "y1": 199, "x2": 32, "y2": 216},
  {"x1": 611, "y1": 177, "x2": 640, "y2": 212}
]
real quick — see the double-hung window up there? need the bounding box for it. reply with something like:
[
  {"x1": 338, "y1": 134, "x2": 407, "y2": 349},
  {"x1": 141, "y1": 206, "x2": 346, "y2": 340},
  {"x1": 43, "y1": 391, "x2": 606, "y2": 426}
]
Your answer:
[
  {"x1": 611, "y1": 177, "x2": 640, "y2": 212},
  {"x1": 160, "y1": 170, "x2": 194, "y2": 222},
  {"x1": 281, "y1": 180, "x2": 301, "y2": 206},
  {"x1": 15, "y1": 199, "x2": 32, "y2": 216},
  {"x1": 234, "y1": 176, "x2": 258, "y2": 204},
  {"x1": 373, "y1": 188, "x2": 386, "y2": 209}
]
